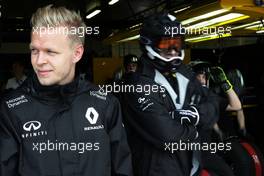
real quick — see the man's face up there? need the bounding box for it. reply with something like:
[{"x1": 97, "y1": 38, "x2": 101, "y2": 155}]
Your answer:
[
  {"x1": 30, "y1": 27, "x2": 83, "y2": 86},
  {"x1": 196, "y1": 73, "x2": 207, "y2": 86},
  {"x1": 157, "y1": 37, "x2": 182, "y2": 60},
  {"x1": 126, "y1": 63, "x2": 137, "y2": 73}
]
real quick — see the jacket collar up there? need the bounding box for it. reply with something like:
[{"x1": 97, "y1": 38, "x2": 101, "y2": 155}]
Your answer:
[{"x1": 23, "y1": 73, "x2": 81, "y2": 102}]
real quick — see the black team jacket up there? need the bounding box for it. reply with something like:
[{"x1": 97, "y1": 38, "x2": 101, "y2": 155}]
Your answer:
[
  {"x1": 0, "y1": 74, "x2": 133, "y2": 176},
  {"x1": 119, "y1": 58, "x2": 219, "y2": 176}
]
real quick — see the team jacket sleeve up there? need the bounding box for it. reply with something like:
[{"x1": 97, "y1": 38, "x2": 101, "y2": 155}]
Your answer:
[
  {"x1": 106, "y1": 96, "x2": 133, "y2": 176},
  {"x1": 0, "y1": 111, "x2": 20, "y2": 176},
  {"x1": 121, "y1": 88, "x2": 198, "y2": 150}
]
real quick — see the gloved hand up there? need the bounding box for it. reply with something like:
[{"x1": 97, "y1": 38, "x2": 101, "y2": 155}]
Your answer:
[
  {"x1": 174, "y1": 106, "x2": 200, "y2": 126},
  {"x1": 210, "y1": 66, "x2": 233, "y2": 92}
]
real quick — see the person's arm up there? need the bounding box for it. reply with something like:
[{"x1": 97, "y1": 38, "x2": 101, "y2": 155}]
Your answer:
[
  {"x1": 213, "y1": 123, "x2": 223, "y2": 138},
  {"x1": 106, "y1": 96, "x2": 133, "y2": 176},
  {"x1": 237, "y1": 109, "x2": 247, "y2": 136},
  {"x1": 0, "y1": 112, "x2": 20, "y2": 176},
  {"x1": 213, "y1": 123, "x2": 221, "y2": 133},
  {"x1": 210, "y1": 66, "x2": 246, "y2": 135},
  {"x1": 225, "y1": 88, "x2": 242, "y2": 111},
  {"x1": 237, "y1": 109, "x2": 245, "y2": 129},
  {"x1": 121, "y1": 84, "x2": 199, "y2": 150},
  {"x1": 224, "y1": 82, "x2": 246, "y2": 134}
]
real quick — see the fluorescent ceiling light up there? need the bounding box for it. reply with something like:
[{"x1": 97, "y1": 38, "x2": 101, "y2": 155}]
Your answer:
[
  {"x1": 256, "y1": 30, "x2": 264, "y2": 33},
  {"x1": 86, "y1": 9, "x2": 101, "y2": 19},
  {"x1": 181, "y1": 9, "x2": 230, "y2": 25},
  {"x1": 185, "y1": 33, "x2": 231, "y2": 43},
  {"x1": 209, "y1": 15, "x2": 249, "y2": 28},
  {"x1": 185, "y1": 13, "x2": 249, "y2": 30},
  {"x1": 108, "y1": 0, "x2": 119, "y2": 5},
  {"x1": 128, "y1": 23, "x2": 142, "y2": 30},
  {"x1": 174, "y1": 6, "x2": 191, "y2": 14},
  {"x1": 108, "y1": 32, "x2": 114, "y2": 37},
  {"x1": 231, "y1": 20, "x2": 263, "y2": 30},
  {"x1": 117, "y1": 35, "x2": 140, "y2": 42},
  {"x1": 245, "y1": 23, "x2": 264, "y2": 30}
]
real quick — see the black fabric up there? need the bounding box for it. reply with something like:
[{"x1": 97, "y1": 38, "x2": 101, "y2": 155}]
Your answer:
[
  {"x1": 217, "y1": 94, "x2": 237, "y2": 136},
  {"x1": 119, "y1": 58, "x2": 219, "y2": 176},
  {"x1": 202, "y1": 151, "x2": 234, "y2": 176},
  {"x1": 0, "y1": 74, "x2": 133, "y2": 176}
]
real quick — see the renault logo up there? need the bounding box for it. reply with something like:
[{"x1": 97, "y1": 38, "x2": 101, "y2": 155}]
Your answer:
[
  {"x1": 85, "y1": 107, "x2": 99, "y2": 125},
  {"x1": 23, "y1": 121, "x2": 41, "y2": 132}
]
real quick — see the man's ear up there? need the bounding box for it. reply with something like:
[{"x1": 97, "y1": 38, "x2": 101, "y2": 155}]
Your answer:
[{"x1": 72, "y1": 44, "x2": 84, "y2": 63}]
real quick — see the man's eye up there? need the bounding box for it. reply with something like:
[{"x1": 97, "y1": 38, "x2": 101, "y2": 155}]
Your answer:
[
  {"x1": 31, "y1": 49, "x2": 38, "y2": 54},
  {"x1": 47, "y1": 50, "x2": 57, "y2": 55}
]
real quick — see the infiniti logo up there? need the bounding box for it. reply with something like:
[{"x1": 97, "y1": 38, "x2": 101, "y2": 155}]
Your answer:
[
  {"x1": 138, "y1": 97, "x2": 145, "y2": 103},
  {"x1": 23, "y1": 121, "x2": 41, "y2": 132}
]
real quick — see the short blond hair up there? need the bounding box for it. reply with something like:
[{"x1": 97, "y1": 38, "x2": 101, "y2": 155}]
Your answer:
[{"x1": 31, "y1": 4, "x2": 86, "y2": 45}]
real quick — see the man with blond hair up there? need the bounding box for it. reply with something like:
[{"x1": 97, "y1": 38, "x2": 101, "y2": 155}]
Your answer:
[{"x1": 0, "y1": 5, "x2": 132, "y2": 176}]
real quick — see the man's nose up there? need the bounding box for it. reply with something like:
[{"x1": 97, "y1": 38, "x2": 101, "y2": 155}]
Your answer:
[
  {"x1": 36, "y1": 52, "x2": 48, "y2": 65},
  {"x1": 168, "y1": 48, "x2": 180, "y2": 56}
]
